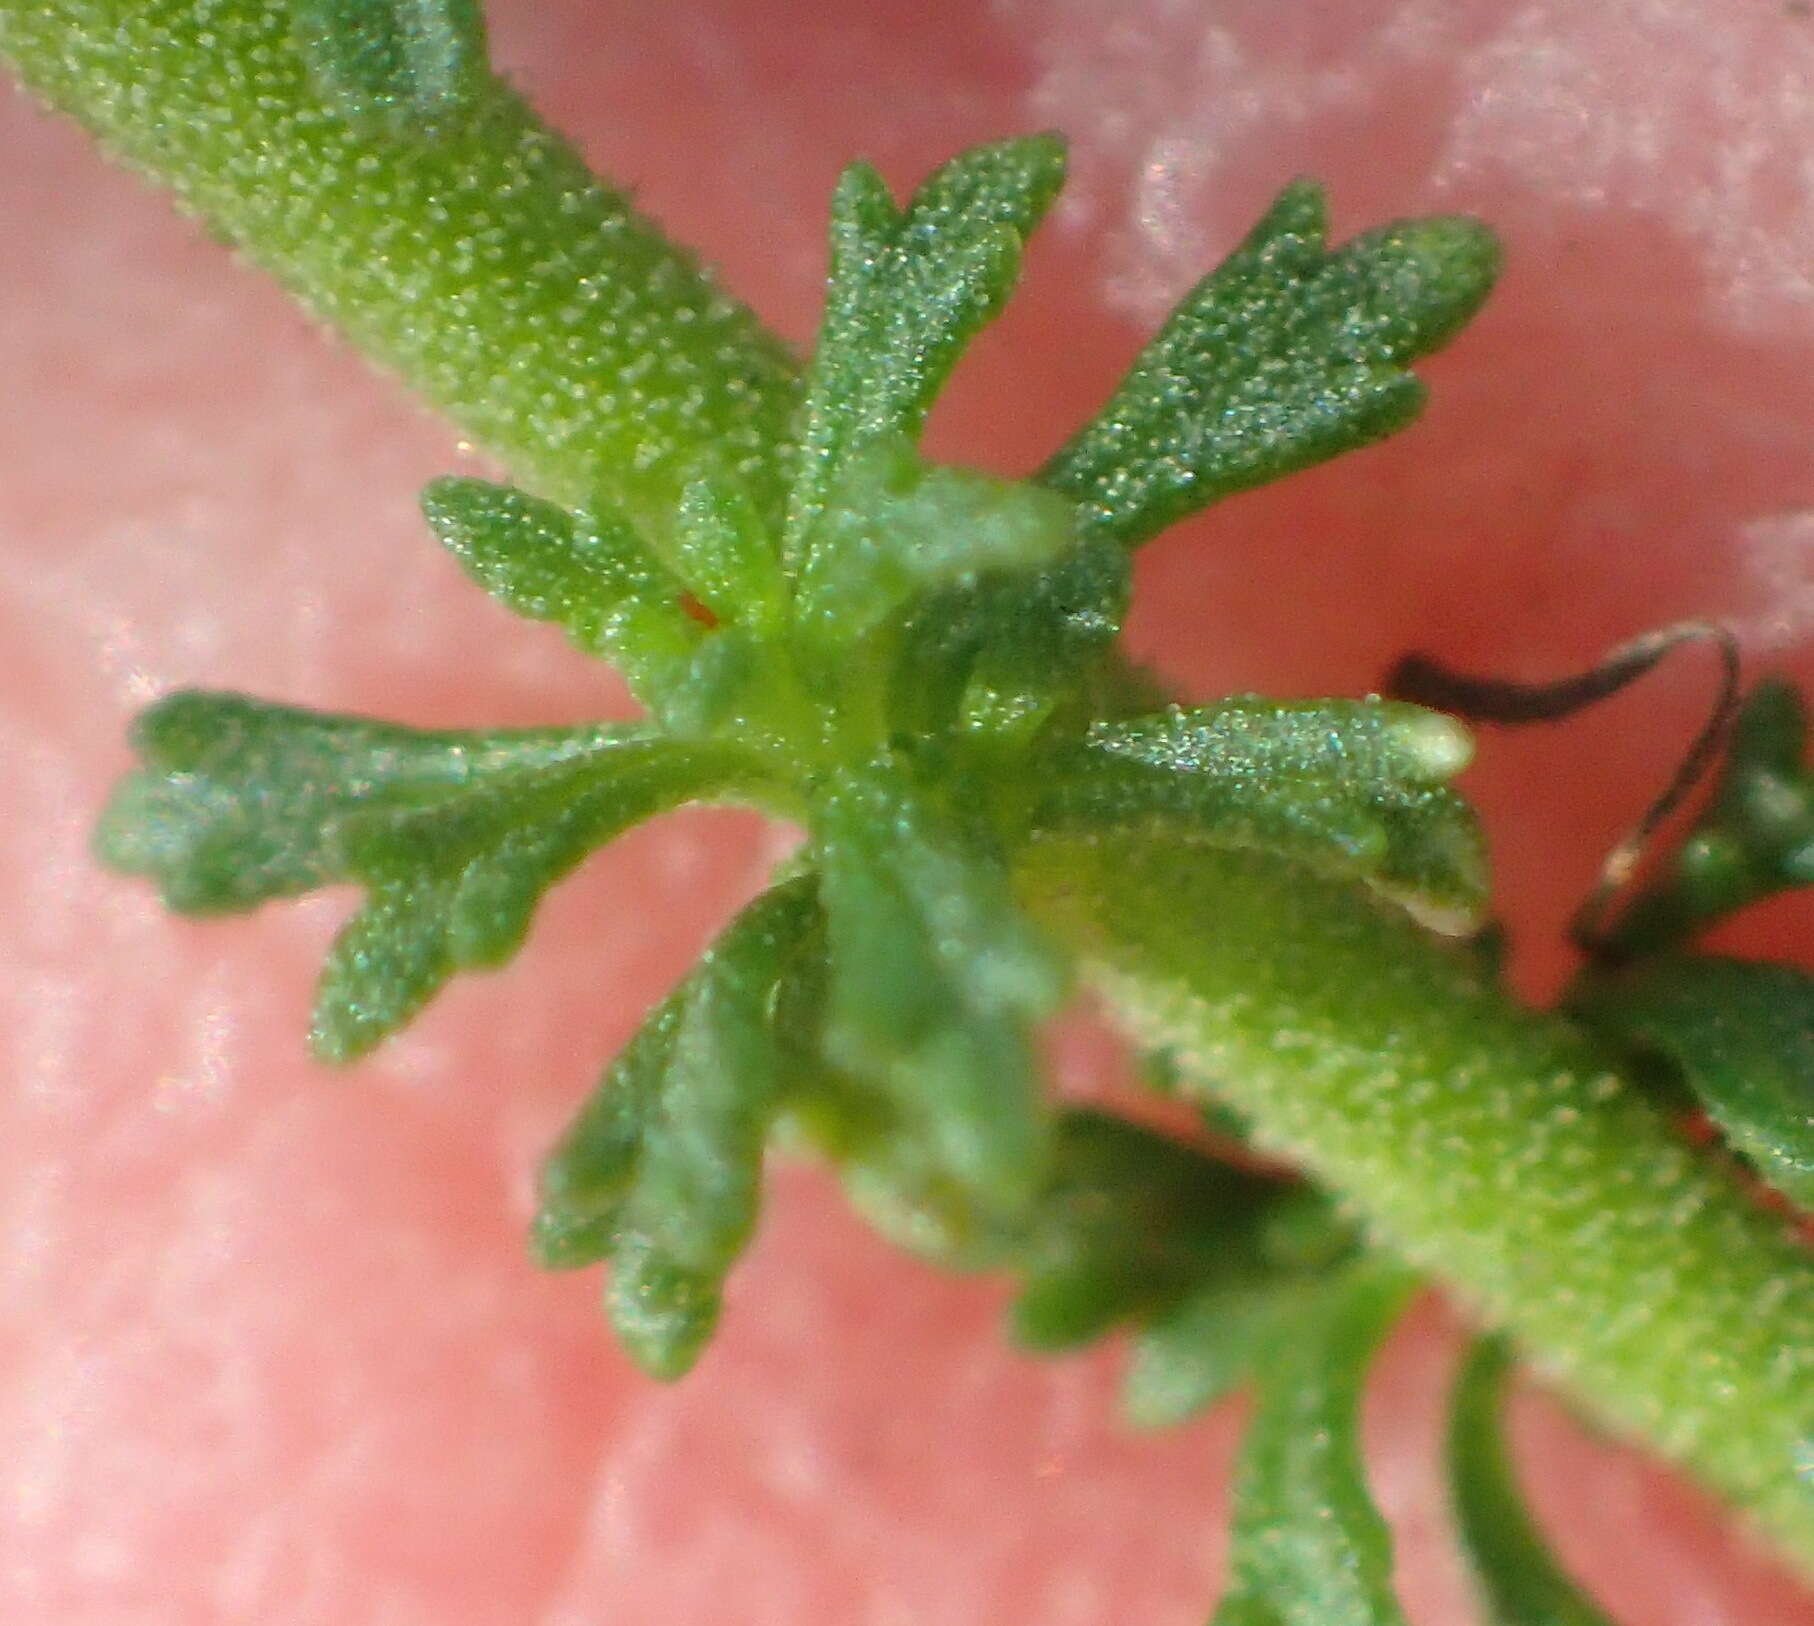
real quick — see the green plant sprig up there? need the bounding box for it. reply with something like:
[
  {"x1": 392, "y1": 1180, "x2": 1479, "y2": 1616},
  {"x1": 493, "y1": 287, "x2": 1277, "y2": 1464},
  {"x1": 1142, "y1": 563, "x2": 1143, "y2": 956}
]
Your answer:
[
  {"x1": 1600, "y1": 678, "x2": 1814, "y2": 956},
  {"x1": 8, "y1": 0, "x2": 1814, "y2": 1615}
]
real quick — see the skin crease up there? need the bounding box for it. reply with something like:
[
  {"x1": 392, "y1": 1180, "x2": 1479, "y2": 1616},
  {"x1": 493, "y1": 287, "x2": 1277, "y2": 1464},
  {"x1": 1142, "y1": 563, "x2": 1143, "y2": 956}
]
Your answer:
[{"x1": 2, "y1": 0, "x2": 1813, "y2": 1622}]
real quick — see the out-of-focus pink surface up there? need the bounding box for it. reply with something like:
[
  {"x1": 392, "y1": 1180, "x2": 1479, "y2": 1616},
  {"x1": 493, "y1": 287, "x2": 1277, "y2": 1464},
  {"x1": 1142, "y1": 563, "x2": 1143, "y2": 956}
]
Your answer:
[{"x1": 3, "y1": 2, "x2": 1812, "y2": 1621}]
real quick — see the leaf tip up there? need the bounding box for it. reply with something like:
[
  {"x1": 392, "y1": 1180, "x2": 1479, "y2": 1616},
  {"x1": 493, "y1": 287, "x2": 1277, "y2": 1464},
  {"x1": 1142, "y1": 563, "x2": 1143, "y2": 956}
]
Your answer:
[{"x1": 1385, "y1": 708, "x2": 1475, "y2": 784}]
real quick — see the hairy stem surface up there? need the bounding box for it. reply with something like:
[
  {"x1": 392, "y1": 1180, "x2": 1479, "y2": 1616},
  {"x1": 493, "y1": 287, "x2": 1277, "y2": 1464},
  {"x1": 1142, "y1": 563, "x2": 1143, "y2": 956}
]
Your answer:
[
  {"x1": 1017, "y1": 832, "x2": 1814, "y2": 1572},
  {"x1": 0, "y1": 0, "x2": 801, "y2": 535}
]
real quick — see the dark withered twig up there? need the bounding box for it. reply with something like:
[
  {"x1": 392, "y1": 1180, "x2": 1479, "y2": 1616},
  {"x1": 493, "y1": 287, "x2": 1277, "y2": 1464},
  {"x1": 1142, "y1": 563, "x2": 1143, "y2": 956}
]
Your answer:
[{"x1": 1386, "y1": 622, "x2": 1741, "y2": 957}]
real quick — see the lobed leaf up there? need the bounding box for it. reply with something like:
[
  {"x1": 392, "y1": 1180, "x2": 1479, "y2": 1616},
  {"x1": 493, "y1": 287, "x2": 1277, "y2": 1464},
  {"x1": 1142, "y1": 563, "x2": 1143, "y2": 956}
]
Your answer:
[
  {"x1": 787, "y1": 1078, "x2": 1021, "y2": 1271},
  {"x1": 1030, "y1": 698, "x2": 1486, "y2": 934},
  {"x1": 884, "y1": 535, "x2": 1137, "y2": 757},
  {"x1": 813, "y1": 764, "x2": 1066, "y2": 1208},
  {"x1": 1446, "y1": 1336, "x2": 1617, "y2": 1626},
  {"x1": 1043, "y1": 181, "x2": 1499, "y2": 548},
  {"x1": 790, "y1": 435, "x2": 1079, "y2": 652},
  {"x1": 1007, "y1": 1108, "x2": 1288, "y2": 1352},
  {"x1": 771, "y1": 916, "x2": 1088, "y2": 1280},
  {"x1": 1571, "y1": 955, "x2": 1814, "y2": 1209},
  {"x1": 95, "y1": 688, "x2": 772, "y2": 1060},
  {"x1": 97, "y1": 690, "x2": 627, "y2": 913},
  {"x1": 670, "y1": 469, "x2": 787, "y2": 631},
  {"x1": 1211, "y1": 1257, "x2": 1418, "y2": 1626},
  {"x1": 533, "y1": 992, "x2": 684, "y2": 1268},
  {"x1": 533, "y1": 875, "x2": 822, "y2": 1378},
  {"x1": 310, "y1": 733, "x2": 770, "y2": 1061},
  {"x1": 1125, "y1": 1276, "x2": 1311, "y2": 1432},
  {"x1": 785, "y1": 134, "x2": 1069, "y2": 566},
  {"x1": 421, "y1": 476, "x2": 704, "y2": 703},
  {"x1": 769, "y1": 933, "x2": 1021, "y2": 1271},
  {"x1": 604, "y1": 1232, "x2": 725, "y2": 1382},
  {"x1": 1121, "y1": 1187, "x2": 1360, "y2": 1430}
]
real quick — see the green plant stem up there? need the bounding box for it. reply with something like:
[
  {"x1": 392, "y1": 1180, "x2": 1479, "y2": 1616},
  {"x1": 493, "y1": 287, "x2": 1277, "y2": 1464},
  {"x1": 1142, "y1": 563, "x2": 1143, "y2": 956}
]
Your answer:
[
  {"x1": 10, "y1": 0, "x2": 1814, "y2": 1580},
  {"x1": 1017, "y1": 832, "x2": 1814, "y2": 1573},
  {"x1": 0, "y1": 0, "x2": 800, "y2": 537}
]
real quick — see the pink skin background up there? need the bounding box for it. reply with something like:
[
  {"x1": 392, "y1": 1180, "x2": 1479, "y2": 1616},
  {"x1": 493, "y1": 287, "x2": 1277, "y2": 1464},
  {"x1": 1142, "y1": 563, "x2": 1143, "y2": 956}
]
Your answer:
[{"x1": 4, "y1": 1, "x2": 1814, "y2": 1621}]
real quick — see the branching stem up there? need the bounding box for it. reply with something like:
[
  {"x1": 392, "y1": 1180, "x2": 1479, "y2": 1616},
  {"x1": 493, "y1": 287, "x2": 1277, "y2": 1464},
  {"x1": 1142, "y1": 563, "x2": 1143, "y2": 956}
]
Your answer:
[
  {"x1": 7, "y1": 0, "x2": 1812, "y2": 1581},
  {"x1": 1017, "y1": 834, "x2": 1814, "y2": 1571}
]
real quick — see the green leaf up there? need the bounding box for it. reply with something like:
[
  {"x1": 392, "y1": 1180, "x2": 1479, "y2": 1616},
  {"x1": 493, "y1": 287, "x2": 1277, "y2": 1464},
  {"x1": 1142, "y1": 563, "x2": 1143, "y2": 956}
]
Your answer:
[
  {"x1": 813, "y1": 764, "x2": 1066, "y2": 1207},
  {"x1": 624, "y1": 624, "x2": 821, "y2": 765},
  {"x1": 99, "y1": 692, "x2": 761, "y2": 1062},
  {"x1": 1446, "y1": 1336, "x2": 1617, "y2": 1626},
  {"x1": 1121, "y1": 1187, "x2": 1360, "y2": 1429},
  {"x1": 1031, "y1": 698, "x2": 1487, "y2": 934},
  {"x1": 420, "y1": 477, "x2": 704, "y2": 703},
  {"x1": 1211, "y1": 1257, "x2": 1417, "y2": 1626},
  {"x1": 1058, "y1": 696, "x2": 1476, "y2": 791},
  {"x1": 98, "y1": 691, "x2": 628, "y2": 913},
  {"x1": 311, "y1": 733, "x2": 767, "y2": 1061},
  {"x1": 1571, "y1": 955, "x2": 1814, "y2": 1209},
  {"x1": 785, "y1": 134, "x2": 1069, "y2": 565},
  {"x1": 768, "y1": 929, "x2": 1023, "y2": 1270},
  {"x1": 1124, "y1": 1276, "x2": 1308, "y2": 1431},
  {"x1": 534, "y1": 876, "x2": 821, "y2": 1378},
  {"x1": 1043, "y1": 182, "x2": 1499, "y2": 548},
  {"x1": 533, "y1": 991, "x2": 685, "y2": 1261},
  {"x1": 786, "y1": 1077, "x2": 1018, "y2": 1271},
  {"x1": 884, "y1": 536, "x2": 1136, "y2": 756},
  {"x1": 775, "y1": 935, "x2": 1055, "y2": 1275},
  {"x1": 288, "y1": 0, "x2": 490, "y2": 133},
  {"x1": 604, "y1": 1231, "x2": 725, "y2": 1382},
  {"x1": 669, "y1": 469, "x2": 787, "y2": 631},
  {"x1": 619, "y1": 896, "x2": 810, "y2": 1279},
  {"x1": 1602, "y1": 679, "x2": 1814, "y2": 956},
  {"x1": 790, "y1": 436, "x2": 1079, "y2": 651},
  {"x1": 1007, "y1": 1109, "x2": 1288, "y2": 1352},
  {"x1": 959, "y1": 540, "x2": 1143, "y2": 754},
  {"x1": 308, "y1": 872, "x2": 462, "y2": 1065}
]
